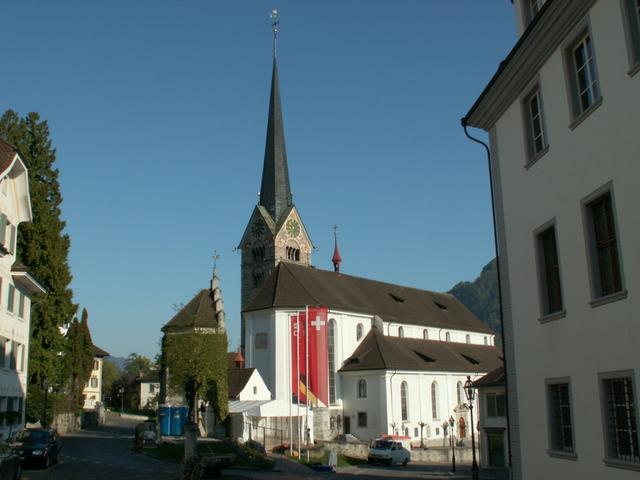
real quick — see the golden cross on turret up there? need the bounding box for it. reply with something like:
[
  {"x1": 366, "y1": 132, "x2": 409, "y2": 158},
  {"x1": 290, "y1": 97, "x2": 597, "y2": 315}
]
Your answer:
[
  {"x1": 333, "y1": 224, "x2": 338, "y2": 240},
  {"x1": 212, "y1": 250, "x2": 220, "y2": 272},
  {"x1": 270, "y1": 9, "x2": 279, "y2": 58}
]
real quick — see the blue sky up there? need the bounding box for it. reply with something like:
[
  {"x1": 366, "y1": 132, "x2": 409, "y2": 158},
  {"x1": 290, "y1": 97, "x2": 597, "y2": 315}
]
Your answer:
[{"x1": 0, "y1": 1, "x2": 516, "y2": 359}]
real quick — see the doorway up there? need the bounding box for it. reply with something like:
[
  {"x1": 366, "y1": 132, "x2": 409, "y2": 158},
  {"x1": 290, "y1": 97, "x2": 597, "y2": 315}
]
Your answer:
[{"x1": 487, "y1": 432, "x2": 505, "y2": 467}]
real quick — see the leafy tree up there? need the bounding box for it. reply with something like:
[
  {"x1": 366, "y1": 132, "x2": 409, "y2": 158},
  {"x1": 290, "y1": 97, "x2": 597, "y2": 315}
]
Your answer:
[
  {"x1": 124, "y1": 353, "x2": 152, "y2": 377},
  {"x1": 65, "y1": 308, "x2": 94, "y2": 413},
  {"x1": 101, "y1": 359, "x2": 120, "y2": 401},
  {"x1": 0, "y1": 110, "x2": 76, "y2": 416}
]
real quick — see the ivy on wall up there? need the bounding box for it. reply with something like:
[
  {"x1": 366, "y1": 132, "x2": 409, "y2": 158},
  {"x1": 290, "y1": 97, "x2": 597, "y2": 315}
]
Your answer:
[{"x1": 163, "y1": 331, "x2": 228, "y2": 421}]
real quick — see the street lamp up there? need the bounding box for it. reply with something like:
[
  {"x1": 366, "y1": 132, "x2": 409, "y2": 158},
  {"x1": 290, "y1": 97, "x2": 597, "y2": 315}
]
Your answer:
[
  {"x1": 449, "y1": 415, "x2": 456, "y2": 472},
  {"x1": 118, "y1": 387, "x2": 125, "y2": 414},
  {"x1": 464, "y1": 376, "x2": 479, "y2": 480}
]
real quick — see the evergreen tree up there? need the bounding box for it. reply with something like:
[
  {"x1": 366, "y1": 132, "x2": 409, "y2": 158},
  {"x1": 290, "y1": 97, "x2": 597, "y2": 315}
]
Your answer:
[
  {"x1": 0, "y1": 110, "x2": 76, "y2": 402},
  {"x1": 65, "y1": 309, "x2": 94, "y2": 413}
]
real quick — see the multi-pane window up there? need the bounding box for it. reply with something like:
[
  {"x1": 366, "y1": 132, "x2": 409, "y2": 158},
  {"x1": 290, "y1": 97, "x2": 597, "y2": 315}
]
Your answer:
[
  {"x1": 602, "y1": 376, "x2": 639, "y2": 463},
  {"x1": 570, "y1": 33, "x2": 601, "y2": 115},
  {"x1": 547, "y1": 382, "x2": 574, "y2": 453},
  {"x1": 525, "y1": 88, "x2": 547, "y2": 158},
  {"x1": 6, "y1": 285, "x2": 14, "y2": 313},
  {"x1": 94, "y1": 360, "x2": 99, "y2": 371},
  {"x1": 486, "y1": 392, "x2": 507, "y2": 418},
  {"x1": 357, "y1": 379, "x2": 367, "y2": 399},
  {"x1": 9, "y1": 341, "x2": 17, "y2": 370},
  {"x1": 357, "y1": 412, "x2": 367, "y2": 428},
  {"x1": 588, "y1": 192, "x2": 623, "y2": 298},
  {"x1": 90, "y1": 377, "x2": 98, "y2": 388},
  {"x1": 623, "y1": 0, "x2": 640, "y2": 65},
  {"x1": 328, "y1": 319, "x2": 336, "y2": 405},
  {"x1": 431, "y1": 382, "x2": 439, "y2": 420},
  {"x1": 537, "y1": 225, "x2": 563, "y2": 314},
  {"x1": 0, "y1": 338, "x2": 5, "y2": 368},
  {"x1": 400, "y1": 381, "x2": 408, "y2": 421},
  {"x1": 17, "y1": 292, "x2": 24, "y2": 318}
]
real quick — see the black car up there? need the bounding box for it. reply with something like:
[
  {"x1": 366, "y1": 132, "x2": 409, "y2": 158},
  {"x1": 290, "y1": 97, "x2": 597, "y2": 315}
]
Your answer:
[
  {"x1": 11, "y1": 429, "x2": 60, "y2": 468},
  {"x1": 0, "y1": 443, "x2": 21, "y2": 479}
]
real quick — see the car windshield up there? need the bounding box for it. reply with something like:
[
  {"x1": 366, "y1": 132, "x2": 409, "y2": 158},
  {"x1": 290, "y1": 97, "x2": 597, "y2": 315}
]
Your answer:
[
  {"x1": 373, "y1": 440, "x2": 393, "y2": 449},
  {"x1": 14, "y1": 430, "x2": 49, "y2": 444}
]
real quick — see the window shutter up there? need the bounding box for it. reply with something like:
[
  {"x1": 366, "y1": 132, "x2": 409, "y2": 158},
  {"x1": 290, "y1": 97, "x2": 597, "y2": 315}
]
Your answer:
[
  {"x1": 8, "y1": 224, "x2": 15, "y2": 253},
  {"x1": 0, "y1": 214, "x2": 6, "y2": 247}
]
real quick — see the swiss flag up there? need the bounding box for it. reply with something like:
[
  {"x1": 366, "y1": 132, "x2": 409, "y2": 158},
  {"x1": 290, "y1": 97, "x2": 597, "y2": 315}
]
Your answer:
[{"x1": 290, "y1": 307, "x2": 329, "y2": 407}]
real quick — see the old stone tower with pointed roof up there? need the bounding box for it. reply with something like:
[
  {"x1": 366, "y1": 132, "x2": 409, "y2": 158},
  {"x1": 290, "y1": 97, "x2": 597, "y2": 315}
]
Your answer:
[{"x1": 238, "y1": 57, "x2": 313, "y2": 352}]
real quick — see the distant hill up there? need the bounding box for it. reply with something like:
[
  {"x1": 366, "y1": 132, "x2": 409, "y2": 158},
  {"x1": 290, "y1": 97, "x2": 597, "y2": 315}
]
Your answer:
[
  {"x1": 449, "y1": 258, "x2": 500, "y2": 337},
  {"x1": 105, "y1": 356, "x2": 126, "y2": 371}
]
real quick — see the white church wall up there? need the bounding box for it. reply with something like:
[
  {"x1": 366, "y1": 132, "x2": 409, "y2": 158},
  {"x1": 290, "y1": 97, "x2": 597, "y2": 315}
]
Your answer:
[
  {"x1": 342, "y1": 371, "x2": 387, "y2": 441},
  {"x1": 244, "y1": 310, "x2": 276, "y2": 399}
]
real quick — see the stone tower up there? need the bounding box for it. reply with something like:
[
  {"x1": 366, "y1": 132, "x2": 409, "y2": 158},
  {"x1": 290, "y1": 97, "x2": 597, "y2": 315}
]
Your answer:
[{"x1": 238, "y1": 57, "x2": 313, "y2": 352}]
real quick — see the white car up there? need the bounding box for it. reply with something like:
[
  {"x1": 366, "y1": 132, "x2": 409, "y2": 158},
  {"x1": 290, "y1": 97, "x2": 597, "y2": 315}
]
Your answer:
[{"x1": 367, "y1": 440, "x2": 410, "y2": 466}]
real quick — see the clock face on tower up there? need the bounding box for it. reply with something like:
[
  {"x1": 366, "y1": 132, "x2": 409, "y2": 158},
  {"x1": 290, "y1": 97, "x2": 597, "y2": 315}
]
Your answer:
[
  {"x1": 251, "y1": 220, "x2": 265, "y2": 238},
  {"x1": 286, "y1": 219, "x2": 300, "y2": 238}
]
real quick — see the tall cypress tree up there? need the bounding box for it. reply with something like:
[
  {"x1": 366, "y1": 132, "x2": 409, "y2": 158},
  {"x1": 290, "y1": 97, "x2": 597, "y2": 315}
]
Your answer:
[
  {"x1": 65, "y1": 309, "x2": 94, "y2": 413},
  {"x1": 0, "y1": 110, "x2": 76, "y2": 394}
]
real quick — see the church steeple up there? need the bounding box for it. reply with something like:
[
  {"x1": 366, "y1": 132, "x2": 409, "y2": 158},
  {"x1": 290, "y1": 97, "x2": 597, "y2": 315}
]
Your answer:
[{"x1": 259, "y1": 57, "x2": 292, "y2": 225}]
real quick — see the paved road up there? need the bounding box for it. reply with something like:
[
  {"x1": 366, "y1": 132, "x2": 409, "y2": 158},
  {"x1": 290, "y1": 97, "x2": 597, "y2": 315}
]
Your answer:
[
  {"x1": 20, "y1": 415, "x2": 507, "y2": 480},
  {"x1": 22, "y1": 414, "x2": 181, "y2": 480}
]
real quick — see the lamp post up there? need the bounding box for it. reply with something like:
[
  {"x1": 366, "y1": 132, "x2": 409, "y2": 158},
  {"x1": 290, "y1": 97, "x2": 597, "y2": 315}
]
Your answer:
[
  {"x1": 118, "y1": 387, "x2": 124, "y2": 414},
  {"x1": 464, "y1": 376, "x2": 479, "y2": 480},
  {"x1": 449, "y1": 415, "x2": 456, "y2": 472},
  {"x1": 42, "y1": 379, "x2": 49, "y2": 428}
]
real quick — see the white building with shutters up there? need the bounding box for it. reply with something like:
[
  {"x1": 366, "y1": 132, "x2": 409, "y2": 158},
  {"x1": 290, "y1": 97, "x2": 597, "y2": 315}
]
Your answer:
[
  {"x1": 0, "y1": 139, "x2": 45, "y2": 439},
  {"x1": 464, "y1": 0, "x2": 640, "y2": 477}
]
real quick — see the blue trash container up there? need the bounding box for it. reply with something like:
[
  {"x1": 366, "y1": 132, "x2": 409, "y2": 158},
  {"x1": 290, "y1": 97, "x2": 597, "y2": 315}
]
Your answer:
[
  {"x1": 158, "y1": 405, "x2": 171, "y2": 436},
  {"x1": 170, "y1": 405, "x2": 188, "y2": 436}
]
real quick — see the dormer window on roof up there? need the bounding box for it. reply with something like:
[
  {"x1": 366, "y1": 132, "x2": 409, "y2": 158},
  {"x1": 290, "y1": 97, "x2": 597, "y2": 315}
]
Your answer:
[
  {"x1": 434, "y1": 300, "x2": 448, "y2": 311},
  {"x1": 389, "y1": 293, "x2": 405, "y2": 303},
  {"x1": 461, "y1": 353, "x2": 480, "y2": 365}
]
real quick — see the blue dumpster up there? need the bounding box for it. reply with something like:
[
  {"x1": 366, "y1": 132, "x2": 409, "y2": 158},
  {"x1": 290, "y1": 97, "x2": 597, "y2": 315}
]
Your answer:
[
  {"x1": 158, "y1": 405, "x2": 171, "y2": 436},
  {"x1": 170, "y1": 406, "x2": 188, "y2": 436}
]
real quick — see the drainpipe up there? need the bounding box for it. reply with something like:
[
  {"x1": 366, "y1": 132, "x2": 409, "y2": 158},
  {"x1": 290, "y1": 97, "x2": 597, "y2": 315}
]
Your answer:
[
  {"x1": 461, "y1": 118, "x2": 512, "y2": 470},
  {"x1": 389, "y1": 370, "x2": 398, "y2": 435}
]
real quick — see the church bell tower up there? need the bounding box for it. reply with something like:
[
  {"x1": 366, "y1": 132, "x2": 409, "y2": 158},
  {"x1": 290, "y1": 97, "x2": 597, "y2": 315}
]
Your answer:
[{"x1": 239, "y1": 17, "x2": 313, "y2": 352}]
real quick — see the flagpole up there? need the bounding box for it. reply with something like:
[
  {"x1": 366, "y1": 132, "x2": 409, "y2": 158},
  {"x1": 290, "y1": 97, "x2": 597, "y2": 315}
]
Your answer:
[
  {"x1": 288, "y1": 313, "x2": 293, "y2": 457},
  {"x1": 305, "y1": 305, "x2": 310, "y2": 463},
  {"x1": 296, "y1": 311, "x2": 301, "y2": 459}
]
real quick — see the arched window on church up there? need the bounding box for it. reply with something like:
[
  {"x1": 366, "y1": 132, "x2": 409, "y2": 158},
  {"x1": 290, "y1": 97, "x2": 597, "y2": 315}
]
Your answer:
[
  {"x1": 457, "y1": 381, "x2": 464, "y2": 406},
  {"x1": 400, "y1": 381, "x2": 409, "y2": 421},
  {"x1": 252, "y1": 245, "x2": 265, "y2": 262},
  {"x1": 484, "y1": 336, "x2": 488, "y2": 345},
  {"x1": 252, "y1": 268, "x2": 265, "y2": 287},
  {"x1": 356, "y1": 323, "x2": 364, "y2": 341},
  {"x1": 286, "y1": 246, "x2": 300, "y2": 261},
  {"x1": 398, "y1": 326, "x2": 404, "y2": 338},
  {"x1": 423, "y1": 329, "x2": 429, "y2": 340},
  {"x1": 466, "y1": 334, "x2": 471, "y2": 344},
  {"x1": 445, "y1": 332, "x2": 451, "y2": 342},
  {"x1": 431, "y1": 381, "x2": 439, "y2": 419},
  {"x1": 358, "y1": 379, "x2": 367, "y2": 398},
  {"x1": 328, "y1": 319, "x2": 337, "y2": 405}
]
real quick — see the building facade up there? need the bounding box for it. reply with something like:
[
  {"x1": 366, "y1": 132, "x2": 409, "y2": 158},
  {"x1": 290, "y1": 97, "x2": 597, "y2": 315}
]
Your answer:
[
  {"x1": 83, "y1": 345, "x2": 110, "y2": 409},
  {"x1": 465, "y1": 0, "x2": 640, "y2": 477},
  {"x1": 0, "y1": 140, "x2": 45, "y2": 439}
]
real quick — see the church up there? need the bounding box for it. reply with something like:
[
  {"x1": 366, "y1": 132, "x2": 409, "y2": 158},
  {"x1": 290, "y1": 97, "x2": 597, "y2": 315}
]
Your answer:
[{"x1": 234, "y1": 46, "x2": 502, "y2": 447}]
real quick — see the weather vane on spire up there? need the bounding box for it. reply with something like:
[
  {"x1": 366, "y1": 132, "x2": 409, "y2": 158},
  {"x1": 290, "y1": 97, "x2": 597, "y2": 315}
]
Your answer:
[{"x1": 270, "y1": 9, "x2": 279, "y2": 58}]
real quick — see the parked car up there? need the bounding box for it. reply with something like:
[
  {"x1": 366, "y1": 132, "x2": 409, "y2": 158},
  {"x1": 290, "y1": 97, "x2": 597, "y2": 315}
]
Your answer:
[
  {"x1": 0, "y1": 443, "x2": 21, "y2": 479},
  {"x1": 11, "y1": 429, "x2": 60, "y2": 468},
  {"x1": 367, "y1": 439, "x2": 410, "y2": 466}
]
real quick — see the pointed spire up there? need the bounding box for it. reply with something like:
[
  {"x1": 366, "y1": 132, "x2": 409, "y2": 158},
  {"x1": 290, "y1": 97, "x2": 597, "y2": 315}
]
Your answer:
[
  {"x1": 259, "y1": 29, "x2": 293, "y2": 225},
  {"x1": 332, "y1": 225, "x2": 342, "y2": 273},
  {"x1": 210, "y1": 250, "x2": 225, "y2": 331}
]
